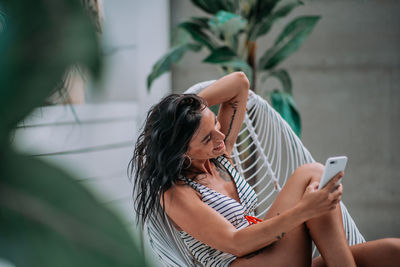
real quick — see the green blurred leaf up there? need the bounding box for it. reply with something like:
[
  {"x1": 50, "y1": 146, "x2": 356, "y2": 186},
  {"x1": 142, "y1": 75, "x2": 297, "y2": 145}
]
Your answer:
[
  {"x1": 209, "y1": 11, "x2": 247, "y2": 49},
  {"x1": 190, "y1": 0, "x2": 221, "y2": 14},
  {"x1": 262, "y1": 69, "x2": 292, "y2": 94},
  {"x1": 171, "y1": 27, "x2": 192, "y2": 47},
  {"x1": 0, "y1": 9, "x2": 7, "y2": 34},
  {"x1": 210, "y1": 104, "x2": 220, "y2": 115},
  {"x1": 259, "y1": 16, "x2": 320, "y2": 70},
  {"x1": 0, "y1": 1, "x2": 147, "y2": 266},
  {"x1": 0, "y1": 149, "x2": 147, "y2": 267},
  {"x1": 203, "y1": 46, "x2": 237, "y2": 63},
  {"x1": 248, "y1": 0, "x2": 280, "y2": 22},
  {"x1": 209, "y1": 11, "x2": 247, "y2": 51},
  {"x1": 0, "y1": 0, "x2": 102, "y2": 142},
  {"x1": 190, "y1": 0, "x2": 239, "y2": 14},
  {"x1": 147, "y1": 43, "x2": 202, "y2": 90},
  {"x1": 251, "y1": 1, "x2": 304, "y2": 40},
  {"x1": 270, "y1": 90, "x2": 301, "y2": 136},
  {"x1": 179, "y1": 21, "x2": 216, "y2": 50},
  {"x1": 238, "y1": 0, "x2": 256, "y2": 19},
  {"x1": 190, "y1": 16, "x2": 210, "y2": 29}
]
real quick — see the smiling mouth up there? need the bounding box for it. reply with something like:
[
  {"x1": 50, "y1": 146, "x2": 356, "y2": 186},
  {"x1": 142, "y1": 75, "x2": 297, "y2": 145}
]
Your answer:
[{"x1": 213, "y1": 142, "x2": 225, "y2": 151}]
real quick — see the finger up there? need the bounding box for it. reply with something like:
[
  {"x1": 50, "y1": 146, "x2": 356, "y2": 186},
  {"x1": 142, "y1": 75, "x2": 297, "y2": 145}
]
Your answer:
[
  {"x1": 306, "y1": 181, "x2": 319, "y2": 192},
  {"x1": 330, "y1": 183, "x2": 343, "y2": 193},
  {"x1": 310, "y1": 181, "x2": 319, "y2": 190},
  {"x1": 331, "y1": 184, "x2": 343, "y2": 196},
  {"x1": 329, "y1": 204, "x2": 338, "y2": 210},
  {"x1": 330, "y1": 186, "x2": 343, "y2": 202},
  {"x1": 324, "y1": 172, "x2": 344, "y2": 191},
  {"x1": 332, "y1": 196, "x2": 341, "y2": 204}
]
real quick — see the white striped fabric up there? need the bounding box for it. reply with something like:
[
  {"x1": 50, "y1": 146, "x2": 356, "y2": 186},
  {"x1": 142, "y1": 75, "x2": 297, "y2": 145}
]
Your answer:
[{"x1": 178, "y1": 155, "x2": 258, "y2": 267}]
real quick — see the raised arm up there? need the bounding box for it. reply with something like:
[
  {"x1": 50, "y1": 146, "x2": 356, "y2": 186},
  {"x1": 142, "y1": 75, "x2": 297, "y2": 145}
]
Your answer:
[{"x1": 198, "y1": 72, "x2": 249, "y2": 156}]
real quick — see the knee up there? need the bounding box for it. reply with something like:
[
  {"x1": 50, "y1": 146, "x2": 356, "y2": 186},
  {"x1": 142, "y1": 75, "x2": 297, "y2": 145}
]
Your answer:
[
  {"x1": 294, "y1": 162, "x2": 324, "y2": 181},
  {"x1": 382, "y1": 238, "x2": 400, "y2": 256}
]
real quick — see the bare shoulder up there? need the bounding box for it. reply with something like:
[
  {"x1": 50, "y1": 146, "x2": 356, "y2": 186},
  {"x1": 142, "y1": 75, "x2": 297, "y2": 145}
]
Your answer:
[
  {"x1": 162, "y1": 182, "x2": 201, "y2": 213},
  {"x1": 160, "y1": 175, "x2": 240, "y2": 254},
  {"x1": 162, "y1": 181, "x2": 203, "y2": 231}
]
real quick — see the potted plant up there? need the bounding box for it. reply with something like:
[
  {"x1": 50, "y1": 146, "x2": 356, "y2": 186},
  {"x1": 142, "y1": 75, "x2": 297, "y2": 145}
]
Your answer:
[{"x1": 147, "y1": 0, "x2": 320, "y2": 137}]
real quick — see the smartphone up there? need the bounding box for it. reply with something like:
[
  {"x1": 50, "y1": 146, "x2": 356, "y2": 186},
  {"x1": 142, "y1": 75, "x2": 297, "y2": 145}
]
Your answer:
[{"x1": 318, "y1": 156, "x2": 348, "y2": 190}]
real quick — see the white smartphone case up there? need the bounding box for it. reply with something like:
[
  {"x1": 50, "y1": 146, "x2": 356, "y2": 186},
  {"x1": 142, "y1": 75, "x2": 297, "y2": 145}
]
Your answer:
[{"x1": 318, "y1": 156, "x2": 348, "y2": 190}]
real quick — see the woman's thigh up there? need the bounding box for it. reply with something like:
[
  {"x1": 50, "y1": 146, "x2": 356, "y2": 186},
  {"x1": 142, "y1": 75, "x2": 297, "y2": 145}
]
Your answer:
[
  {"x1": 230, "y1": 226, "x2": 312, "y2": 267},
  {"x1": 312, "y1": 238, "x2": 400, "y2": 267},
  {"x1": 230, "y1": 163, "x2": 324, "y2": 267},
  {"x1": 265, "y1": 162, "x2": 323, "y2": 219}
]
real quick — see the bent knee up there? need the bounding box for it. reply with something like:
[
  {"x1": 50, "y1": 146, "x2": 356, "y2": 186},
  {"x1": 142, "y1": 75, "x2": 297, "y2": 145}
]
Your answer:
[
  {"x1": 291, "y1": 163, "x2": 324, "y2": 183},
  {"x1": 382, "y1": 238, "x2": 400, "y2": 255},
  {"x1": 296, "y1": 162, "x2": 324, "y2": 175}
]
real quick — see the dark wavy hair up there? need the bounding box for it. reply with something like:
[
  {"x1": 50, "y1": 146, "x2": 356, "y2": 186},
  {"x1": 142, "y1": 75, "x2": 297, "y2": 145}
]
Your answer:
[{"x1": 128, "y1": 94, "x2": 208, "y2": 225}]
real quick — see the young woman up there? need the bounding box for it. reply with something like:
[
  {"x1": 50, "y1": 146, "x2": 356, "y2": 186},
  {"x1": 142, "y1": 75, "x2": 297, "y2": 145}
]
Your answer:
[{"x1": 131, "y1": 72, "x2": 400, "y2": 266}]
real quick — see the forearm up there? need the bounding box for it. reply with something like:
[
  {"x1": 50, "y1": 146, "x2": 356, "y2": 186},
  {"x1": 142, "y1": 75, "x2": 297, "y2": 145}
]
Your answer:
[
  {"x1": 230, "y1": 204, "x2": 309, "y2": 257},
  {"x1": 198, "y1": 72, "x2": 249, "y2": 107}
]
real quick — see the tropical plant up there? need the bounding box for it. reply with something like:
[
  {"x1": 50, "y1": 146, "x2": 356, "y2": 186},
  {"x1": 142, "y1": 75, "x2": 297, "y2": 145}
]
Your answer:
[
  {"x1": 147, "y1": 0, "x2": 321, "y2": 137},
  {"x1": 0, "y1": 1, "x2": 146, "y2": 266}
]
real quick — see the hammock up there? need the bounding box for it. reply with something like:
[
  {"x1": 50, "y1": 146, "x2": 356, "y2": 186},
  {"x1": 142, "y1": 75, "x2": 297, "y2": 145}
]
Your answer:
[{"x1": 143, "y1": 80, "x2": 365, "y2": 266}]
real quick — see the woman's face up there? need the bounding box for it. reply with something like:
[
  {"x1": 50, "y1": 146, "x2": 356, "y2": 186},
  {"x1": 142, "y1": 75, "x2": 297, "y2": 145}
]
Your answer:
[{"x1": 186, "y1": 107, "x2": 226, "y2": 160}]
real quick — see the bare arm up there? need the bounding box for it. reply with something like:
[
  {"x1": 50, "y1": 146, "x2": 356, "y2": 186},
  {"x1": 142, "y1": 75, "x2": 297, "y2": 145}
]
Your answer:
[
  {"x1": 164, "y1": 174, "x2": 343, "y2": 257},
  {"x1": 198, "y1": 72, "x2": 249, "y2": 156}
]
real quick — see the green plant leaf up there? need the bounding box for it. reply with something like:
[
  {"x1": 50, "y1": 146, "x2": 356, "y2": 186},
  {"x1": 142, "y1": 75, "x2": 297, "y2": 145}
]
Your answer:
[
  {"x1": 147, "y1": 43, "x2": 202, "y2": 90},
  {"x1": 190, "y1": 0, "x2": 239, "y2": 14},
  {"x1": 253, "y1": 1, "x2": 304, "y2": 40},
  {"x1": 262, "y1": 69, "x2": 292, "y2": 94},
  {"x1": 209, "y1": 11, "x2": 247, "y2": 36},
  {"x1": 270, "y1": 90, "x2": 301, "y2": 137},
  {"x1": 209, "y1": 11, "x2": 247, "y2": 50},
  {"x1": 0, "y1": 149, "x2": 147, "y2": 267},
  {"x1": 0, "y1": 9, "x2": 7, "y2": 34},
  {"x1": 172, "y1": 18, "x2": 210, "y2": 47},
  {"x1": 259, "y1": 16, "x2": 320, "y2": 70},
  {"x1": 248, "y1": 0, "x2": 280, "y2": 22},
  {"x1": 0, "y1": 0, "x2": 102, "y2": 142},
  {"x1": 171, "y1": 27, "x2": 192, "y2": 47},
  {"x1": 190, "y1": 0, "x2": 222, "y2": 14},
  {"x1": 190, "y1": 16, "x2": 210, "y2": 29},
  {"x1": 203, "y1": 46, "x2": 238, "y2": 63},
  {"x1": 238, "y1": 0, "x2": 255, "y2": 18},
  {"x1": 179, "y1": 21, "x2": 216, "y2": 50}
]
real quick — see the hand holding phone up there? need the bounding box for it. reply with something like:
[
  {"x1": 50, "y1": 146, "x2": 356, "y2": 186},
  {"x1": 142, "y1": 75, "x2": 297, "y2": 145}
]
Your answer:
[{"x1": 318, "y1": 156, "x2": 348, "y2": 190}]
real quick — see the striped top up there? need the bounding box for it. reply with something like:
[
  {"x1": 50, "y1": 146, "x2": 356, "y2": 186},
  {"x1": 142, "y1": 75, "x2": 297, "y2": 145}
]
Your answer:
[{"x1": 179, "y1": 155, "x2": 258, "y2": 267}]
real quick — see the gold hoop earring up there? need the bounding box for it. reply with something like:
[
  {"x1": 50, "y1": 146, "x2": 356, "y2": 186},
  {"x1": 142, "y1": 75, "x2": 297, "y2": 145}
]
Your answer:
[{"x1": 183, "y1": 154, "x2": 192, "y2": 169}]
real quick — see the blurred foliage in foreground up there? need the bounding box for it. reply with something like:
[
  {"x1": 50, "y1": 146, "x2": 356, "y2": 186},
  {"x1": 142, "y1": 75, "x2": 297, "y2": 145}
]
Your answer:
[
  {"x1": 147, "y1": 0, "x2": 321, "y2": 137},
  {"x1": 0, "y1": 1, "x2": 147, "y2": 266}
]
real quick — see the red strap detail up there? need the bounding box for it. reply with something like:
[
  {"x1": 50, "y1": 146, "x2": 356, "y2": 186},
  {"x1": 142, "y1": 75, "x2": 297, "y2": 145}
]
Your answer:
[{"x1": 244, "y1": 215, "x2": 262, "y2": 225}]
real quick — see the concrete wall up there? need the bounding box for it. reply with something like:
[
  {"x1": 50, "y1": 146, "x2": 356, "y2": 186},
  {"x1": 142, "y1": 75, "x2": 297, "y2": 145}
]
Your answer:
[
  {"x1": 170, "y1": 0, "x2": 400, "y2": 241},
  {"x1": 88, "y1": 0, "x2": 171, "y2": 119}
]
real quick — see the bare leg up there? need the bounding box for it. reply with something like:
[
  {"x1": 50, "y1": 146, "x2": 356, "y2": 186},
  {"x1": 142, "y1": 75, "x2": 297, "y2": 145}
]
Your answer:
[
  {"x1": 313, "y1": 238, "x2": 400, "y2": 267},
  {"x1": 303, "y1": 166, "x2": 356, "y2": 266},
  {"x1": 231, "y1": 164, "x2": 316, "y2": 267},
  {"x1": 231, "y1": 163, "x2": 353, "y2": 266}
]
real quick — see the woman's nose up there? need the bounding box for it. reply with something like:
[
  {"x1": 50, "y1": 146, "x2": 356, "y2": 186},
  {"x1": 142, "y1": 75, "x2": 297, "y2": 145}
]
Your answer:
[{"x1": 216, "y1": 130, "x2": 225, "y2": 141}]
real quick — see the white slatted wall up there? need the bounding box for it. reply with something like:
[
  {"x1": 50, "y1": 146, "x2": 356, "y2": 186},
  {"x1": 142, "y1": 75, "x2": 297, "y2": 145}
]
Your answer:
[{"x1": 12, "y1": 102, "x2": 139, "y2": 236}]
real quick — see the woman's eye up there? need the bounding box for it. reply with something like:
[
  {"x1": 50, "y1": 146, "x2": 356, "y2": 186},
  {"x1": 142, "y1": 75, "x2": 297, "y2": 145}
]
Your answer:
[{"x1": 205, "y1": 137, "x2": 211, "y2": 144}]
